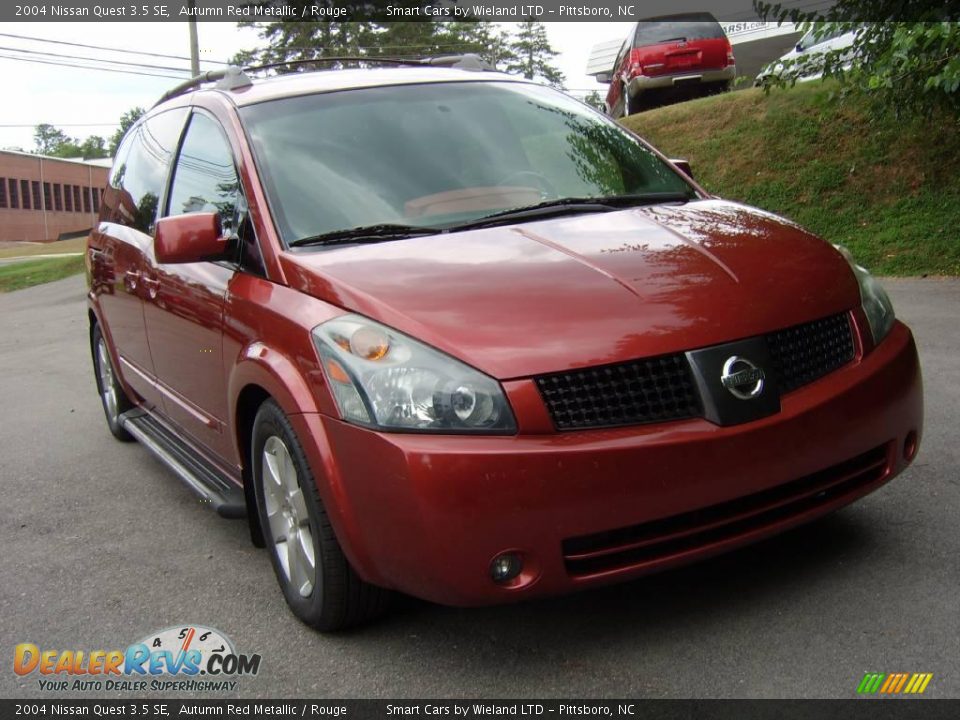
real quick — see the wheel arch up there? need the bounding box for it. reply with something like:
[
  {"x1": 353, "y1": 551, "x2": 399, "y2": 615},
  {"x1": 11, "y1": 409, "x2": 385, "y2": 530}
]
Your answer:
[
  {"x1": 227, "y1": 347, "x2": 383, "y2": 584},
  {"x1": 234, "y1": 383, "x2": 272, "y2": 547},
  {"x1": 87, "y1": 305, "x2": 104, "y2": 353},
  {"x1": 228, "y1": 343, "x2": 325, "y2": 547}
]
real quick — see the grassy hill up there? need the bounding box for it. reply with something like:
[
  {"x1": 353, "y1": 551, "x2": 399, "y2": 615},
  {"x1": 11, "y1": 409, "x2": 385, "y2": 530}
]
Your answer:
[{"x1": 622, "y1": 82, "x2": 960, "y2": 276}]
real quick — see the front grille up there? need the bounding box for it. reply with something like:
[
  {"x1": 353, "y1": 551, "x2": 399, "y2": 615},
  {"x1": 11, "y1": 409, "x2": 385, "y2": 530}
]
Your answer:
[
  {"x1": 562, "y1": 444, "x2": 889, "y2": 577},
  {"x1": 535, "y1": 312, "x2": 856, "y2": 431},
  {"x1": 767, "y1": 313, "x2": 855, "y2": 394},
  {"x1": 535, "y1": 354, "x2": 701, "y2": 431}
]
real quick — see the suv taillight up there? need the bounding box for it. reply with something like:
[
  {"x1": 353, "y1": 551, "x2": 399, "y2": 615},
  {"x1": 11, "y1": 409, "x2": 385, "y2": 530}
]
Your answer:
[{"x1": 727, "y1": 42, "x2": 736, "y2": 66}]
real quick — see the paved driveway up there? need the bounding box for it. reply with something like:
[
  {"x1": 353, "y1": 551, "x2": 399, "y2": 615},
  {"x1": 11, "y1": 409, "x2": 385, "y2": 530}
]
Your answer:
[{"x1": 1, "y1": 275, "x2": 957, "y2": 698}]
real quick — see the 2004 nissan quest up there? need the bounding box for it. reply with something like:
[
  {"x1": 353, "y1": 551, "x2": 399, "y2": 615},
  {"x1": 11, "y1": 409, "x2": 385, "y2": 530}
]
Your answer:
[{"x1": 87, "y1": 57, "x2": 923, "y2": 631}]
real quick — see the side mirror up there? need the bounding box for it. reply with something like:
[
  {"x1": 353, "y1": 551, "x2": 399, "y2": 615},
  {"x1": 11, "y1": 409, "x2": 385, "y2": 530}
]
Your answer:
[
  {"x1": 154, "y1": 212, "x2": 230, "y2": 264},
  {"x1": 595, "y1": 72, "x2": 611, "y2": 84},
  {"x1": 670, "y1": 159, "x2": 694, "y2": 180}
]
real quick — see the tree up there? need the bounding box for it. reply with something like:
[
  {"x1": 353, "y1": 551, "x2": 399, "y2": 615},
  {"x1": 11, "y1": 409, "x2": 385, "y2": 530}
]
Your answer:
[
  {"x1": 32, "y1": 125, "x2": 110, "y2": 158},
  {"x1": 434, "y1": 21, "x2": 514, "y2": 67},
  {"x1": 755, "y1": 1, "x2": 960, "y2": 115},
  {"x1": 109, "y1": 107, "x2": 146, "y2": 156},
  {"x1": 582, "y1": 90, "x2": 606, "y2": 112},
  {"x1": 504, "y1": 20, "x2": 565, "y2": 88},
  {"x1": 366, "y1": 21, "x2": 444, "y2": 58},
  {"x1": 233, "y1": 18, "x2": 515, "y2": 71},
  {"x1": 78, "y1": 136, "x2": 108, "y2": 159},
  {"x1": 231, "y1": 16, "x2": 375, "y2": 70},
  {"x1": 33, "y1": 124, "x2": 73, "y2": 155}
]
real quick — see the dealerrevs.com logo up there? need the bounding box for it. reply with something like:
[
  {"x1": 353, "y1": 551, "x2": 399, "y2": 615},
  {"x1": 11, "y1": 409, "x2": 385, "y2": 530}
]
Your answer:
[{"x1": 14, "y1": 625, "x2": 261, "y2": 692}]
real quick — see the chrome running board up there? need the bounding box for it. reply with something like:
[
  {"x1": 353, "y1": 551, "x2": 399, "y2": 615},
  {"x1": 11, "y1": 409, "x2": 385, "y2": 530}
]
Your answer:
[{"x1": 119, "y1": 409, "x2": 246, "y2": 519}]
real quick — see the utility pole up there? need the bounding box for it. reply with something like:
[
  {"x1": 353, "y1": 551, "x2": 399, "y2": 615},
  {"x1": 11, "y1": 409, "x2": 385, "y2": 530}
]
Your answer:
[{"x1": 188, "y1": 0, "x2": 200, "y2": 76}]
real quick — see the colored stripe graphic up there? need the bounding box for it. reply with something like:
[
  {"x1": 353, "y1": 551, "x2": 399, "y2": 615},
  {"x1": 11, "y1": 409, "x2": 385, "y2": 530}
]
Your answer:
[
  {"x1": 858, "y1": 673, "x2": 932, "y2": 695},
  {"x1": 880, "y1": 674, "x2": 897, "y2": 693},
  {"x1": 857, "y1": 673, "x2": 885, "y2": 694},
  {"x1": 914, "y1": 674, "x2": 933, "y2": 694}
]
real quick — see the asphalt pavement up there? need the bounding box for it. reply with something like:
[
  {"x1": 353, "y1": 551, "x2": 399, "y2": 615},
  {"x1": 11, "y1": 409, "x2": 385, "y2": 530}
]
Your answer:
[{"x1": 1, "y1": 275, "x2": 957, "y2": 699}]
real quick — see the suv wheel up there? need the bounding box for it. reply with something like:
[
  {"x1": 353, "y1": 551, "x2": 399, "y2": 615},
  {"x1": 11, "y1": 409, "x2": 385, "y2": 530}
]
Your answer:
[
  {"x1": 251, "y1": 399, "x2": 390, "y2": 631},
  {"x1": 92, "y1": 324, "x2": 134, "y2": 442}
]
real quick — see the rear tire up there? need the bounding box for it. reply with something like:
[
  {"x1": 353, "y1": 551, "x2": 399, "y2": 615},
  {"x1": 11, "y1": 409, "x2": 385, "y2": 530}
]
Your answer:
[
  {"x1": 621, "y1": 83, "x2": 636, "y2": 118},
  {"x1": 251, "y1": 399, "x2": 390, "y2": 631},
  {"x1": 91, "y1": 324, "x2": 134, "y2": 442}
]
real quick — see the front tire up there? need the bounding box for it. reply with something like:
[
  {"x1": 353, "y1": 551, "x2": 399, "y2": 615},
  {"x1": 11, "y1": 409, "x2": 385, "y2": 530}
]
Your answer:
[
  {"x1": 92, "y1": 324, "x2": 134, "y2": 442},
  {"x1": 251, "y1": 399, "x2": 390, "y2": 631}
]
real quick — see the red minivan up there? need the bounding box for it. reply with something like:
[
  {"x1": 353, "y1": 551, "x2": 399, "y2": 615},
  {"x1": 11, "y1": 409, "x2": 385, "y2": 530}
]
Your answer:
[
  {"x1": 88, "y1": 60, "x2": 921, "y2": 632},
  {"x1": 604, "y1": 13, "x2": 736, "y2": 117}
]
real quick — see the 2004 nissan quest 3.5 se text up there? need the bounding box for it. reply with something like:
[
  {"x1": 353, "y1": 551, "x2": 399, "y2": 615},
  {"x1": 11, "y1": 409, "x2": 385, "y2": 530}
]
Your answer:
[{"x1": 87, "y1": 56, "x2": 923, "y2": 631}]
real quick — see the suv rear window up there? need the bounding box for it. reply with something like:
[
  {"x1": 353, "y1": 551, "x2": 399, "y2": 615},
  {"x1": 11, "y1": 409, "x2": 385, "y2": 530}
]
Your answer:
[{"x1": 634, "y1": 14, "x2": 726, "y2": 45}]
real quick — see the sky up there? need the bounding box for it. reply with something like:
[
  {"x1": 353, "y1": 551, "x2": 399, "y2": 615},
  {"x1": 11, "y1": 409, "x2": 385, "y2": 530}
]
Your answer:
[{"x1": 0, "y1": 21, "x2": 633, "y2": 152}]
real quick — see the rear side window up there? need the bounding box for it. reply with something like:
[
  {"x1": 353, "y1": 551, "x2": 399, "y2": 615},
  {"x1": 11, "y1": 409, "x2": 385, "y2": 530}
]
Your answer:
[
  {"x1": 634, "y1": 15, "x2": 726, "y2": 45},
  {"x1": 106, "y1": 107, "x2": 188, "y2": 233}
]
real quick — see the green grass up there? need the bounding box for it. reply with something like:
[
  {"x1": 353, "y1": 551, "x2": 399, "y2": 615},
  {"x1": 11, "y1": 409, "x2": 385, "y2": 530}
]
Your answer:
[
  {"x1": 0, "y1": 236, "x2": 87, "y2": 259},
  {"x1": 0, "y1": 255, "x2": 86, "y2": 293},
  {"x1": 622, "y1": 83, "x2": 960, "y2": 276}
]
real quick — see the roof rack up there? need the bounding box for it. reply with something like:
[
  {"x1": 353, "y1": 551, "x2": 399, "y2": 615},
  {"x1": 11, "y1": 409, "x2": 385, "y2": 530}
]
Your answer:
[
  {"x1": 153, "y1": 66, "x2": 252, "y2": 107},
  {"x1": 244, "y1": 53, "x2": 495, "y2": 74},
  {"x1": 153, "y1": 54, "x2": 495, "y2": 107}
]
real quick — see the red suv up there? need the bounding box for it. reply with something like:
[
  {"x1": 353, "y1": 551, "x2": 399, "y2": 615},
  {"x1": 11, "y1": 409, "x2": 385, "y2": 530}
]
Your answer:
[
  {"x1": 604, "y1": 13, "x2": 736, "y2": 116},
  {"x1": 88, "y1": 60, "x2": 922, "y2": 631}
]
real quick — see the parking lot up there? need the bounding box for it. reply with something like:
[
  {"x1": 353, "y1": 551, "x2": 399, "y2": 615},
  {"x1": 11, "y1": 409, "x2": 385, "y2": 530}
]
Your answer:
[{"x1": 1, "y1": 274, "x2": 957, "y2": 699}]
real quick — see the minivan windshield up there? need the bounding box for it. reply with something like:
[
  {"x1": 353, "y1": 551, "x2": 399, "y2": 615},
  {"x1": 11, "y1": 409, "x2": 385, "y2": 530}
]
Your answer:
[{"x1": 239, "y1": 81, "x2": 696, "y2": 246}]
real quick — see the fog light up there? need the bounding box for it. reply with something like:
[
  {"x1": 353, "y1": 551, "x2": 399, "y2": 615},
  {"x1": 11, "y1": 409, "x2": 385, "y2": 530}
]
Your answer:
[
  {"x1": 490, "y1": 552, "x2": 523, "y2": 584},
  {"x1": 904, "y1": 430, "x2": 918, "y2": 462}
]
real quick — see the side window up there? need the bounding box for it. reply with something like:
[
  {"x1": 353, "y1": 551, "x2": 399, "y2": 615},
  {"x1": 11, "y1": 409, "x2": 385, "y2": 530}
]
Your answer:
[
  {"x1": 168, "y1": 112, "x2": 264, "y2": 276},
  {"x1": 110, "y1": 108, "x2": 188, "y2": 233},
  {"x1": 167, "y1": 113, "x2": 239, "y2": 225}
]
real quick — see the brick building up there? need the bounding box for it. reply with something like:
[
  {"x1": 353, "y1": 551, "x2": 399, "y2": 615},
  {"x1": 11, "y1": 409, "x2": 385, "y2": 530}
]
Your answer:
[{"x1": 0, "y1": 150, "x2": 111, "y2": 242}]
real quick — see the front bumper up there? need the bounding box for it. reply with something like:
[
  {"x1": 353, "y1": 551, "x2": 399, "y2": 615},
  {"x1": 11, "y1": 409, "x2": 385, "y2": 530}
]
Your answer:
[
  {"x1": 628, "y1": 66, "x2": 736, "y2": 94},
  {"x1": 293, "y1": 321, "x2": 922, "y2": 606}
]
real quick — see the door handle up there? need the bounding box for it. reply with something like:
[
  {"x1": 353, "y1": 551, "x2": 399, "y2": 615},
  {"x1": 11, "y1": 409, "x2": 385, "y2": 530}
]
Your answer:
[
  {"x1": 142, "y1": 274, "x2": 161, "y2": 299},
  {"x1": 123, "y1": 269, "x2": 139, "y2": 292}
]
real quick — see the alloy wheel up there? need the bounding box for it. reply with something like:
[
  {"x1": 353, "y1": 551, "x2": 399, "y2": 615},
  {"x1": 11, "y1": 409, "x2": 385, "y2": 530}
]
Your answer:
[
  {"x1": 262, "y1": 435, "x2": 317, "y2": 598},
  {"x1": 97, "y1": 339, "x2": 118, "y2": 421}
]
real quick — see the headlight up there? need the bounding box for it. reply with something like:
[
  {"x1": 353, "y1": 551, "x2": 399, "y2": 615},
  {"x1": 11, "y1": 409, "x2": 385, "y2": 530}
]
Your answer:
[
  {"x1": 835, "y1": 245, "x2": 895, "y2": 344},
  {"x1": 313, "y1": 314, "x2": 516, "y2": 434}
]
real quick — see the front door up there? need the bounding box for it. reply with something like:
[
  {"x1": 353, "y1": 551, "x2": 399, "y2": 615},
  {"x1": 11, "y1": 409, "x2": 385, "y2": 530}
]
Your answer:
[{"x1": 143, "y1": 110, "x2": 242, "y2": 463}]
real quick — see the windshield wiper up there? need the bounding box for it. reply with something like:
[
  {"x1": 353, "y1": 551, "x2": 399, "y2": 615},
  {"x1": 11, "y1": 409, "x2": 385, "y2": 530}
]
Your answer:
[
  {"x1": 442, "y1": 192, "x2": 694, "y2": 232},
  {"x1": 290, "y1": 193, "x2": 693, "y2": 246},
  {"x1": 289, "y1": 223, "x2": 441, "y2": 248}
]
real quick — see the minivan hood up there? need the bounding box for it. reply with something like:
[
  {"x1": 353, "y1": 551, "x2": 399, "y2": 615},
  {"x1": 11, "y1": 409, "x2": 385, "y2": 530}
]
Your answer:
[{"x1": 280, "y1": 200, "x2": 859, "y2": 379}]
